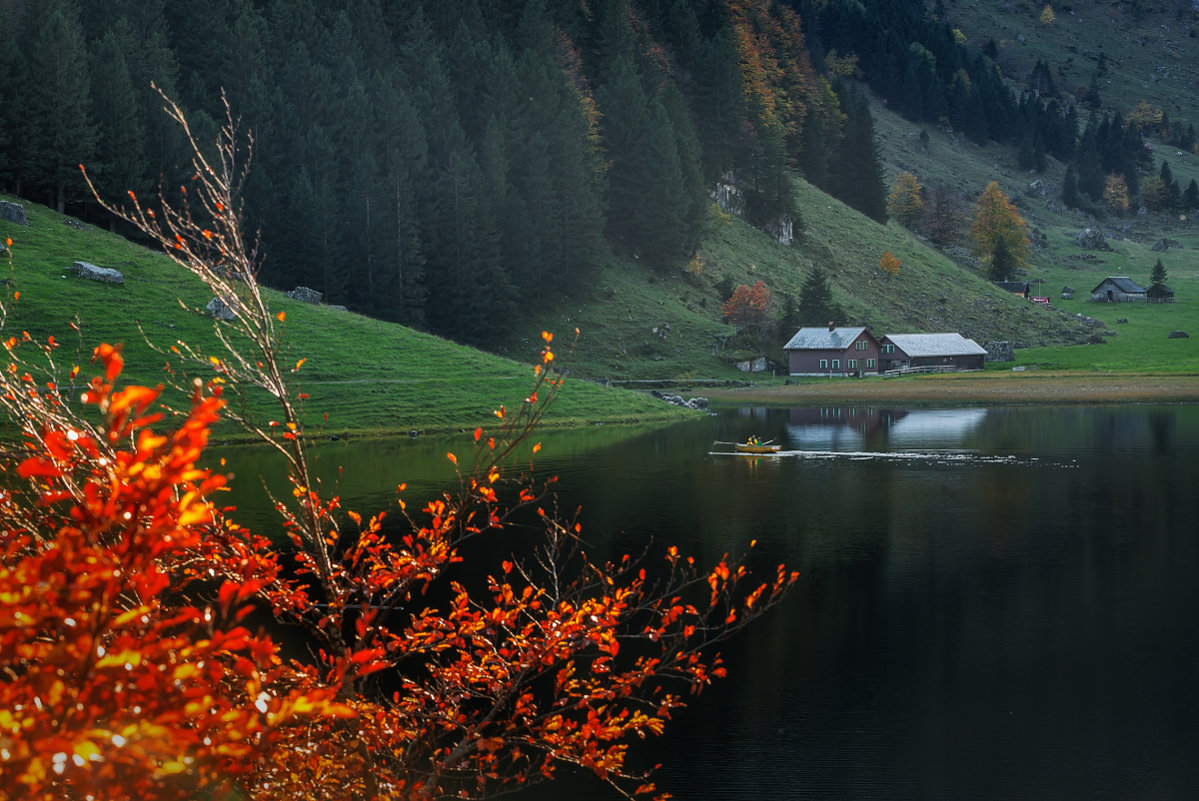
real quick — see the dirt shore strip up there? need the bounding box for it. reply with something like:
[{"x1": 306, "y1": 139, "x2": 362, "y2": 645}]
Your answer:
[{"x1": 701, "y1": 373, "x2": 1199, "y2": 406}]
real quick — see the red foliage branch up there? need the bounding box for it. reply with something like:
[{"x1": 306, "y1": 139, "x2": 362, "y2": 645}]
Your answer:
[{"x1": 0, "y1": 92, "x2": 798, "y2": 801}]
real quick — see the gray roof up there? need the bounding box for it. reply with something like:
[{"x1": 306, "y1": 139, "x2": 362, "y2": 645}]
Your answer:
[
  {"x1": 882, "y1": 333, "x2": 988, "y2": 357},
  {"x1": 783, "y1": 326, "x2": 868, "y2": 351},
  {"x1": 1091, "y1": 276, "x2": 1145, "y2": 294}
]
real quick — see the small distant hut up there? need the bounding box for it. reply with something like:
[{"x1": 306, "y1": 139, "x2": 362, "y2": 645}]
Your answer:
[
  {"x1": 1146, "y1": 282, "x2": 1175, "y2": 303},
  {"x1": 1090, "y1": 277, "x2": 1146, "y2": 303},
  {"x1": 995, "y1": 281, "x2": 1030, "y2": 299}
]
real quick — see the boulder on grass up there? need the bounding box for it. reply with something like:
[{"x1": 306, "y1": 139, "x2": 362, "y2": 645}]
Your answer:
[
  {"x1": 1074, "y1": 228, "x2": 1109, "y2": 250},
  {"x1": 69, "y1": 261, "x2": 124, "y2": 284},
  {"x1": 286, "y1": 285, "x2": 322, "y2": 304},
  {"x1": 0, "y1": 201, "x2": 28, "y2": 226},
  {"x1": 1168, "y1": 330, "x2": 1189, "y2": 339},
  {"x1": 206, "y1": 296, "x2": 237, "y2": 321}
]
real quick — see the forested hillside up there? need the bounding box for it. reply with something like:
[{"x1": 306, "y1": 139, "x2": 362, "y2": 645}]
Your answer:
[{"x1": 2, "y1": 0, "x2": 1197, "y2": 352}]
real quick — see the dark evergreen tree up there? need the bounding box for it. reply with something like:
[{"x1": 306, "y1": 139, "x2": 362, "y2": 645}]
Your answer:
[
  {"x1": 87, "y1": 28, "x2": 148, "y2": 213},
  {"x1": 1183, "y1": 179, "x2": 1199, "y2": 210},
  {"x1": 0, "y1": 11, "x2": 31, "y2": 192},
  {"x1": 25, "y1": 0, "x2": 96, "y2": 213},
  {"x1": 1151, "y1": 258, "x2": 1168, "y2": 285},
  {"x1": 988, "y1": 236, "x2": 1016, "y2": 282},
  {"x1": 692, "y1": 23, "x2": 747, "y2": 181},
  {"x1": 1159, "y1": 160, "x2": 1181, "y2": 207},
  {"x1": 797, "y1": 265, "x2": 843, "y2": 327},
  {"x1": 1062, "y1": 163, "x2": 1080, "y2": 209},
  {"x1": 830, "y1": 84, "x2": 887, "y2": 223},
  {"x1": 598, "y1": 53, "x2": 696, "y2": 268}
]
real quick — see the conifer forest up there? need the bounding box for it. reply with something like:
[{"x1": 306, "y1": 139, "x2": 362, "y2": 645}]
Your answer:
[{"x1": 0, "y1": 0, "x2": 1182, "y2": 343}]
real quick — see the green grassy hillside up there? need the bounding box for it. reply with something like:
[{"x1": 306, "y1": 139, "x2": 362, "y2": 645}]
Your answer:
[{"x1": 0, "y1": 198, "x2": 688, "y2": 436}]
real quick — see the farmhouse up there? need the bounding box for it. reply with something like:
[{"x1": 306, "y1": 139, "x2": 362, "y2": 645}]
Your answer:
[
  {"x1": 879, "y1": 333, "x2": 988, "y2": 373},
  {"x1": 1091, "y1": 277, "x2": 1146, "y2": 302},
  {"x1": 784, "y1": 324, "x2": 881, "y2": 377}
]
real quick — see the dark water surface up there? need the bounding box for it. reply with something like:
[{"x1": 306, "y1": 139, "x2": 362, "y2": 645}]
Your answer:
[{"x1": 220, "y1": 405, "x2": 1199, "y2": 799}]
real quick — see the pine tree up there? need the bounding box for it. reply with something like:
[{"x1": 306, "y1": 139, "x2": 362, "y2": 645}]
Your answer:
[
  {"x1": 831, "y1": 84, "x2": 888, "y2": 223},
  {"x1": 988, "y1": 236, "x2": 1016, "y2": 281},
  {"x1": 1151, "y1": 258, "x2": 1168, "y2": 286},
  {"x1": 797, "y1": 265, "x2": 844, "y2": 327},
  {"x1": 1062, "y1": 164, "x2": 1080, "y2": 209},
  {"x1": 88, "y1": 29, "x2": 148, "y2": 212},
  {"x1": 25, "y1": 0, "x2": 96, "y2": 213},
  {"x1": 1159, "y1": 160, "x2": 1181, "y2": 208},
  {"x1": 0, "y1": 11, "x2": 30, "y2": 192},
  {"x1": 1183, "y1": 179, "x2": 1199, "y2": 211}
]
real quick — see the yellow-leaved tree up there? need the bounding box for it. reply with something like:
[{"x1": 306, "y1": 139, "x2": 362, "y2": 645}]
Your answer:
[
  {"x1": 971, "y1": 181, "x2": 1030, "y2": 274},
  {"x1": 887, "y1": 172, "x2": 924, "y2": 229}
]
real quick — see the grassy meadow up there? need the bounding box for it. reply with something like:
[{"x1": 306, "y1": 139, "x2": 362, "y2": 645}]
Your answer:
[{"x1": 0, "y1": 197, "x2": 688, "y2": 437}]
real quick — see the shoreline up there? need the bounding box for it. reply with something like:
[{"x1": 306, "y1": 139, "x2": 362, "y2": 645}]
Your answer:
[{"x1": 695, "y1": 371, "x2": 1199, "y2": 406}]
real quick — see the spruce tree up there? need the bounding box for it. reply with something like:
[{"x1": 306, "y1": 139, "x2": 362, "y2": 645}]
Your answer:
[
  {"x1": 797, "y1": 265, "x2": 844, "y2": 327},
  {"x1": 1183, "y1": 179, "x2": 1199, "y2": 211},
  {"x1": 1159, "y1": 160, "x2": 1180, "y2": 208},
  {"x1": 831, "y1": 85, "x2": 888, "y2": 223},
  {"x1": 88, "y1": 29, "x2": 148, "y2": 212},
  {"x1": 0, "y1": 13, "x2": 30, "y2": 192},
  {"x1": 1151, "y1": 258, "x2": 1168, "y2": 286},
  {"x1": 26, "y1": 0, "x2": 96, "y2": 213},
  {"x1": 989, "y1": 236, "x2": 1016, "y2": 282},
  {"x1": 1062, "y1": 164, "x2": 1080, "y2": 209}
]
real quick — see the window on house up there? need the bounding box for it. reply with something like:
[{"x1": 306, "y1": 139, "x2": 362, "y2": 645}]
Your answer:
[
  {"x1": 883, "y1": 344, "x2": 895, "y2": 354},
  {"x1": 856, "y1": 340, "x2": 867, "y2": 350},
  {"x1": 832, "y1": 359, "x2": 840, "y2": 369},
  {"x1": 867, "y1": 358, "x2": 876, "y2": 368},
  {"x1": 819, "y1": 359, "x2": 828, "y2": 369},
  {"x1": 848, "y1": 359, "x2": 858, "y2": 369}
]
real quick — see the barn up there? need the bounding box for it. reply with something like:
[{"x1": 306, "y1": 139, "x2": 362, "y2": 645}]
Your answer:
[
  {"x1": 879, "y1": 333, "x2": 988, "y2": 373},
  {"x1": 1090, "y1": 277, "x2": 1146, "y2": 302}
]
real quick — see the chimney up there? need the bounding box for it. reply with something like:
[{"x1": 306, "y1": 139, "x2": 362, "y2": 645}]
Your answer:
[{"x1": 827, "y1": 321, "x2": 835, "y2": 332}]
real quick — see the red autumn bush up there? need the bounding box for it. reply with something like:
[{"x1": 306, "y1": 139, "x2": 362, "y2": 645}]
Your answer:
[{"x1": 0, "y1": 91, "x2": 796, "y2": 801}]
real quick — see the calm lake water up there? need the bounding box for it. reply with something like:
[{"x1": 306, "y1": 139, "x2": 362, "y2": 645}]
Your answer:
[{"x1": 219, "y1": 405, "x2": 1199, "y2": 800}]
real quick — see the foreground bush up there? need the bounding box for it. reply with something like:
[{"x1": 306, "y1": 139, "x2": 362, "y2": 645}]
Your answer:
[{"x1": 0, "y1": 95, "x2": 795, "y2": 800}]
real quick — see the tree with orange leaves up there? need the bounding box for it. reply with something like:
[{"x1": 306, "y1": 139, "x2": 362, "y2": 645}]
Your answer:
[
  {"x1": 723, "y1": 280, "x2": 775, "y2": 332},
  {"x1": 0, "y1": 91, "x2": 797, "y2": 801}
]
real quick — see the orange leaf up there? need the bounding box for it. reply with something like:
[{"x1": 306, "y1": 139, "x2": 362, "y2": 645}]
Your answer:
[
  {"x1": 446, "y1": 451, "x2": 457, "y2": 465},
  {"x1": 276, "y1": 311, "x2": 285, "y2": 322}
]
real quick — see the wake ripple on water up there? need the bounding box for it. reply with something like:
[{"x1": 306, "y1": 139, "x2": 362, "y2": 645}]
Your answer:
[{"x1": 709, "y1": 449, "x2": 1075, "y2": 468}]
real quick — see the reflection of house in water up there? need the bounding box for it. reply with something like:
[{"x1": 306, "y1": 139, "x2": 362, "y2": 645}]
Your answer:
[
  {"x1": 786, "y1": 407, "x2": 989, "y2": 451},
  {"x1": 885, "y1": 408, "x2": 988, "y2": 449},
  {"x1": 786, "y1": 408, "x2": 908, "y2": 451}
]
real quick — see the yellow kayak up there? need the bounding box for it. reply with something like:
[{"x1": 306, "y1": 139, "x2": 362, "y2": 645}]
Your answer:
[{"x1": 735, "y1": 443, "x2": 781, "y2": 454}]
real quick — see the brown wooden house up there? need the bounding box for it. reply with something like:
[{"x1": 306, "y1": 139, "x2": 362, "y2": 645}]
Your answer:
[{"x1": 784, "y1": 325, "x2": 881, "y2": 377}]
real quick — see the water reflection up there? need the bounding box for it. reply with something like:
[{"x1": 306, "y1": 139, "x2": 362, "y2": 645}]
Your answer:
[{"x1": 217, "y1": 405, "x2": 1199, "y2": 800}]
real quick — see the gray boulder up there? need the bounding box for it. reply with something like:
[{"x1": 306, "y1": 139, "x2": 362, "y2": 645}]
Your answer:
[
  {"x1": 69, "y1": 261, "x2": 124, "y2": 284},
  {"x1": 1074, "y1": 228, "x2": 1110, "y2": 250},
  {"x1": 0, "y1": 201, "x2": 28, "y2": 226},
  {"x1": 1168, "y1": 330, "x2": 1189, "y2": 339},
  {"x1": 286, "y1": 285, "x2": 322, "y2": 304},
  {"x1": 206, "y1": 296, "x2": 238, "y2": 321}
]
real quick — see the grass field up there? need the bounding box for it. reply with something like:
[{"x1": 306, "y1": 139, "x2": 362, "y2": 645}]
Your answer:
[{"x1": 0, "y1": 198, "x2": 689, "y2": 437}]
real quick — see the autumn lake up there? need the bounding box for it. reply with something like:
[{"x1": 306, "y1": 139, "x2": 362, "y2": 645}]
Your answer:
[{"x1": 220, "y1": 404, "x2": 1199, "y2": 799}]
